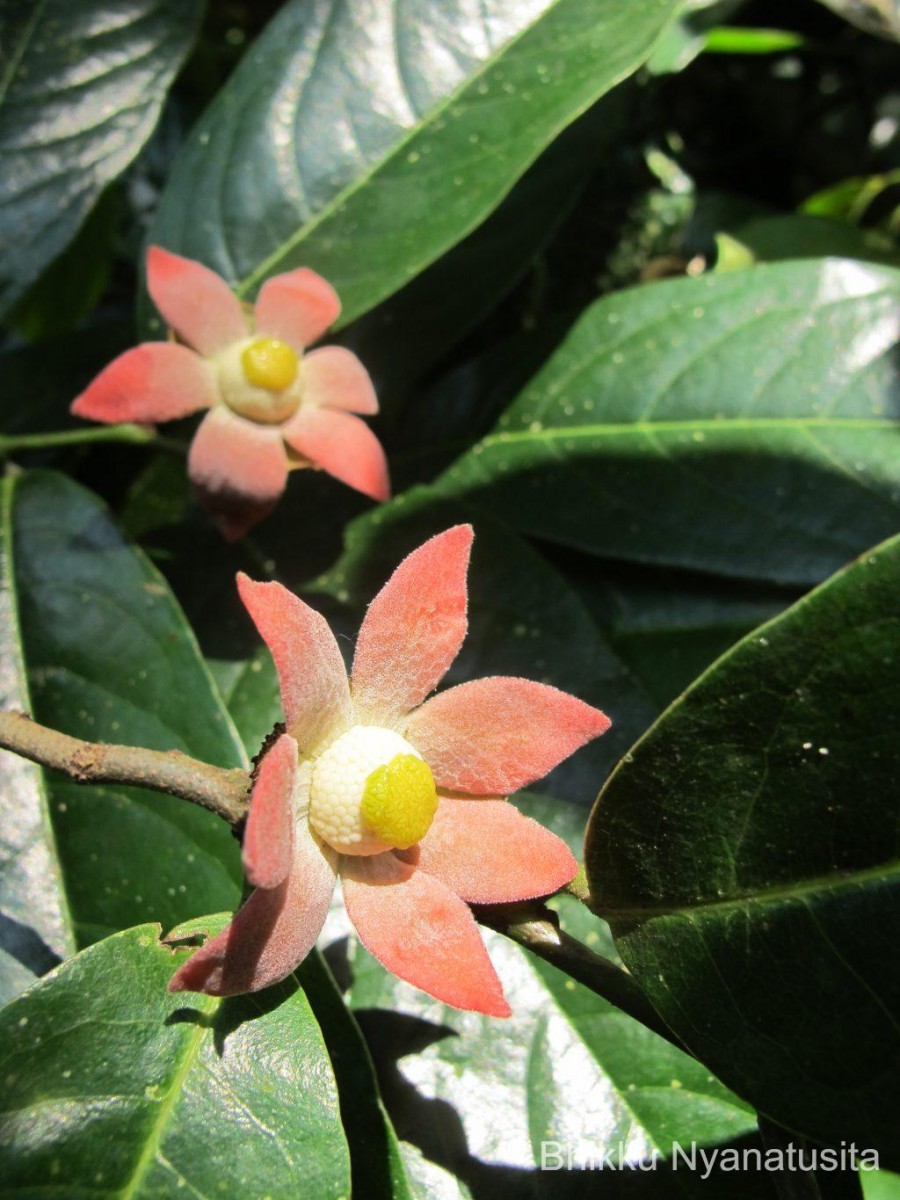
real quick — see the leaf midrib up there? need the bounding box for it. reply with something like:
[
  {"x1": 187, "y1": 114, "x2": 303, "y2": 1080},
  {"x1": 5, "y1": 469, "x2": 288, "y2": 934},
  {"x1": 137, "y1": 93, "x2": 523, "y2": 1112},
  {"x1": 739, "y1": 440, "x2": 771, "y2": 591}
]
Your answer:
[
  {"x1": 118, "y1": 992, "x2": 220, "y2": 1200},
  {"x1": 603, "y1": 857, "x2": 900, "y2": 925},
  {"x1": 0, "y1": 0, "x2": 47, "y2": 110},
  {"x1": 479, "y1": 416, "x2": 895, "y2": 447},
  {"x1": 235, "y1": 0, "x2": 664, "y2": 300}
]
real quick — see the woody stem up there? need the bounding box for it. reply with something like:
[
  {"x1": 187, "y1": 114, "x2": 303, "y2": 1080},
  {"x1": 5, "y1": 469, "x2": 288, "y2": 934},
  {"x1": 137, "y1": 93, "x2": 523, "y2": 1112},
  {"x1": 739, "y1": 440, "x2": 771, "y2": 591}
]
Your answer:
[
  {"x1": 0, "y1": 710, "x2": 250, "y2": 825},
  {"x1": 479, "y1": 904, "x2": 684, "y2": 1050}
]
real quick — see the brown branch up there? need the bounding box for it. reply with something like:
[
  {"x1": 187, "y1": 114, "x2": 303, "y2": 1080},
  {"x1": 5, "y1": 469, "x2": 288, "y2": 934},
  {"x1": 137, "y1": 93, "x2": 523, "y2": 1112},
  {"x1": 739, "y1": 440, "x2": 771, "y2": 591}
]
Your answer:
[
  {"x1": 0, "y1": 711, "x2": 251, "y2": 825},
  {"x1": 479, "y1": 902, "x2": 685, "y2": 1050}
]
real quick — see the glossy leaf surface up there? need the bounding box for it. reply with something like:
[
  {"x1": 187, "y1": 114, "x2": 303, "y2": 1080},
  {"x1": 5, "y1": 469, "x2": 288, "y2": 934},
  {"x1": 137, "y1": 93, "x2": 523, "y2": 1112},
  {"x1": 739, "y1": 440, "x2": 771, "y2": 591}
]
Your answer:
[
  {"x1": 148, "y1": 0, "x2": 679, "y2": 326},
  {"x1": 0, "y1": 920, "x2": 350, "y2": 1198},
  {"x1": 435, "y1": 259, "x2": 900, "y2": 584},
  {"x1": 0, "y1": 0, "x2": 202, "y2": 317},
  {"x1": 587, "y1": 534, "x2": 900, "y2": 1155},
  {"x1": 2, "y1": 472, "x2": 244, "y2": 958}
]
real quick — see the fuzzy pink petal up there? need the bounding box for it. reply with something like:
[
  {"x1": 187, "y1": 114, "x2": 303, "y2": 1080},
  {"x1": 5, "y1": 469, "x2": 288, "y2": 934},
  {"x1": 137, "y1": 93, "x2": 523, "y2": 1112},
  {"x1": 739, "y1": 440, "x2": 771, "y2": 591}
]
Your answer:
[
  {"x1": 237, "y1": 574, "x2": 351, "y2": 752},
  {"x1": 283, "y1": 407, "x2": 389, "y2": 502},
  {"x1": 415, "y1": 798, "x2": 577, "y2": 904},
  {"x1": 146, "y1": 245, "x2": 247, "y2": 355},
  {"x1": 242, "y1": 733, "x2": 297, "y2": 889},
  {"x1": 188, "y1": 407, "x2": 288, "y2": 539},
  {"x1": 406, "y1": 677, "x2": 611, "y2": 795},
  {"x1": 254, "y1": 268, "x2": 341, "y2": 349},
  {"x1": 342, "y1": 852, "x2": 510, "y2": 1017},
  {"x1": 169, "y1": 821, "x2": 336, "y2": 997},
  {"x1": 301, "y1": 346, "x2": 378, "y2": 414},
  {"x1": 71, "y1": 343, "x2": 215, "y2": 424},
  {"x1": 350, "y1": 526, "x2": 472, "y2": 727}
]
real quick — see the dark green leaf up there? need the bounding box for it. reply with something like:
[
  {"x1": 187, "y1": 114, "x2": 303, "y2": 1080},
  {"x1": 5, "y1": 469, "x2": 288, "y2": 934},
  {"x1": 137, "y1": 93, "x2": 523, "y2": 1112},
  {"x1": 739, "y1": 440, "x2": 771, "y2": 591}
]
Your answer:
[
  {"x1": 0, "y1": 0, "x2": 203, "y2": 318},
  {"x1": 299, "y1": 950, "x2": 415, "y2": 1200},
  {"x1": 586, "y1": 533, "x2": 900, "y2": 1157},
  {"x1": 0, "y1": 482, "x2": 73, "y2": 1004},
  {"x1": 3, "y1": 471, "x2": 244, "y2": 954},
  {"x1": 338, "y1": 792, "x2": 755, "y2": 1189},
  {"x1": 0, "y1": 920, "x2": 351, "y2": 1198},
  {"x1": 727, "y1": 216, "x2": 899, "y2": 268},
  {"x1": 433, "y1": 259, "x2": 900, "y2": 585},
  {"x1": 147, "y1": 0, "x2": 680, "y2": 328}
]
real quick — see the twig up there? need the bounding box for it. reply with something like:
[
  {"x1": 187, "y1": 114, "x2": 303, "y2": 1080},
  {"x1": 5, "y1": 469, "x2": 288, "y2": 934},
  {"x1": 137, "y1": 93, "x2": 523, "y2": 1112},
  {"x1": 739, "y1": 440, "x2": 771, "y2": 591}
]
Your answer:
[
  {"x1": 0, "y1": 710, "x2": 250, "y2": 825},
  {"x1": 479, "y1": 902, "x2": 685, "y2": 1050},
  {"x1": 0, "y1": 426, "x2": 156, "y2": 455}
]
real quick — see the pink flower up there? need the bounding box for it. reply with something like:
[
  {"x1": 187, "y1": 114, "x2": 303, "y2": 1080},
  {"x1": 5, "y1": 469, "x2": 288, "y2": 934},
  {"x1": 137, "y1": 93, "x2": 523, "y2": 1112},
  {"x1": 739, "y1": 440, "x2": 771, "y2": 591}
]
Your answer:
[
  {"x1": 72, "y1": 247, "x2": 388, "y2": 538},
  {"x1": 169, "y1": 526, "x2": 610, "y2": 1015}
]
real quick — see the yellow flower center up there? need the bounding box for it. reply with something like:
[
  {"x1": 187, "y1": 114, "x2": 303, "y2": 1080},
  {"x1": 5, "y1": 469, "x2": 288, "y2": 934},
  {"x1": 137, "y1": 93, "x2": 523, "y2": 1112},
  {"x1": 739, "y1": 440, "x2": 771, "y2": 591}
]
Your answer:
[
  {"x1": 360, "y1": 754, "x2": 438, "y2": 850},
  {"x1": 217, "y1": 337, "x2": 302, "y2": 424},
  {"x1": 241, "y1": 338, "x2": 299, "y2": 391}
]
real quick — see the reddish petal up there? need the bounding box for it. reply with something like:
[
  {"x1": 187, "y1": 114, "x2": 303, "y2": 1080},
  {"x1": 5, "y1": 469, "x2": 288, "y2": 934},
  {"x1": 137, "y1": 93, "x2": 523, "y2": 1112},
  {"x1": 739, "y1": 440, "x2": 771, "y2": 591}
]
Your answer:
[
  {"x1": 243, "y1": 734, "x2": 297, "y2": 889},
  {"x1": 188, "y1": 407, "x2": 288, "y2": 539},
  {"x1": 254, "y1": 267, "x2": 341, "y2": 349},
  {"x1": 342, "y1": 852, "x2": 510, "y2": 1017},
  {"x1": 237, "y1": 575, "x2": 351, "y2": 753},
  {"x1": 283, "y1": 407, "x2": 389, "y2": 502},
  {"x1": 351, "y1": 526, "x2": 472, "y2": 726},
  {"x1": 301, "y1": 346, "x2": 378, "y2": 414},
  {"x1": 146, "y1": 245, "x2": 246, "y2": 355},
  {"x1": 169, "y1": 821, "x2": 336, "y2": 997},
  {"x1": 406, "y1": 677, "x2": 611, "y2": 795},
  {"x1": 416, "y1": 798, "x2": 577, "y2": 904},
  {"x1": 71, "y1": 343, "x2": 215, "y2": 424}
]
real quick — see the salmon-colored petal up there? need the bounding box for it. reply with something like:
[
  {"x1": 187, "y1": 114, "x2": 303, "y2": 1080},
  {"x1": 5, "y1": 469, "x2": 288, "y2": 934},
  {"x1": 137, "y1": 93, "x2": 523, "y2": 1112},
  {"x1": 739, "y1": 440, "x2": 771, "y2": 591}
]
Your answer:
[
  {"x1": 242, "y1": 733, "x2": 298, "y2": 889},
  {"x1": 341, "y1": 852, "x2": 510, "y2": 1017},
  {"x1": 416, "y1": 798, "x2": 577, "y2": 904},
  {"x1": 254, "y1": 267, "x2": 341, "y2": 349},
  {"x1": 283, "y1": 407, "x2": 389, "y2": 502},
  {"x1": 301, "y1": 346, "x2": 378, "y2": 414},
  {"x1": 188, "y1": 407, "x2": 288, "y2": 540},
  {"x1": 169, "y1": 820, "x2": 336, "y2": 997},
  {"x1": 71, "y1": 343, "x2": 215, "y2": 424},
  {"x1": 147, "y1": 245, "x2": 247, "y2": 355},
  {"x1": 237, "y1": 575, "x2": 351, "y2": 753},
  {"x1": 350, "y1": 526, "x2": 472, "y2": 727},
  {"x1": 406, "y1": 677, "x2": 611, "y2": 795}
]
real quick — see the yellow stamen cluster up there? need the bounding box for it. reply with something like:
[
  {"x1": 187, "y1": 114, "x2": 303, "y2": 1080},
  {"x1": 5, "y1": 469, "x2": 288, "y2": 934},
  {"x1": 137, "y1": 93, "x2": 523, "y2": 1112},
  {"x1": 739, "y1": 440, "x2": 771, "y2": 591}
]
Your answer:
[
  {"x1": 240, "y1": 338, "x2": 299, "y2": 391},
  {"x1": 361, "y1": 754, "x2": 438, "y2": 850}
]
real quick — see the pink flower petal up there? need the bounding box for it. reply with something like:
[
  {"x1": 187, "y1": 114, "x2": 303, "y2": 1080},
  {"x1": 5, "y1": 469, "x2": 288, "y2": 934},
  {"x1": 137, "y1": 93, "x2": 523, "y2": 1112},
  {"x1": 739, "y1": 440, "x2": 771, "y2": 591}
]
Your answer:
[
  {"x1": 351, "y1": 526, "x2": 472, "y2": 726},
  {"x1": 242, "y1": 733, "x2": 297, "y2": 889},
  {"x1": 415, "y1": 798, "x2": 577, "y2": 904},
  {"x1": 254, "y1": 267, "x2": 341, "y2": 350},
  {"x1": 342, "y1": 852, "x2": 510, "y2": 1017},
  {"x1": 146, "y1": 245, "x2": 247, "y2": 355},
  {"x1": 169, "y1": 820, "x2": 336, "y2": 996},
  {"x1": 301, "y1": 346, "x2": 378, "y2": 414},
  {"x1": 71, "y1": 343, "x2": 215, "y2": 424},
  {"x1": 237, "y1": 575, "x2": 351, "y2": 753},
  {"x1": 406, "y1": 677, "x2": 611, "y2": 795},
  {"x1": 188, "y1": 407, "x2": 288, "y2": 540},
  {"x1": 283, "y1": 407, "x2": 389, "y2": 502}
]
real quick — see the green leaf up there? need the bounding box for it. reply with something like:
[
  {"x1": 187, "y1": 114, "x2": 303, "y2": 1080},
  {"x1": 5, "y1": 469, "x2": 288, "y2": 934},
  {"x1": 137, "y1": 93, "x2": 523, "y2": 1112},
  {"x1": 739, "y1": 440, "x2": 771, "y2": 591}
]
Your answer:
[
  {"x1": 0, "y1": 920, "x2": 351, "y2": 1198},
  {"x1": 147, "y1": 0, "x2": 680, "y2": 328},
  {"x1": 565, "y1": 559, "x2": 796, "y2": 710},
  {"x1": 2, "y1": 471, "x2": 245, "y2": 960},
  {"x1": 0, "y1": 0, "x2": 203, "y2": 319},
  {"x1": 586, "y1": 533, "x2": 900, "y2": 1156},
  {"x1": 340, "y1": 792, "x2": 756, "y2": 1184},
  {"x1": 433, "y1": 259, "x2": 900, "y2": 585},
  {"x1": 729, "y1": 216, "x2": 899, "y2": 268},
  {"x1": 0, "y1": 483, "x2": 74, "y2": 1004},
  {"x1": 299, "y1": 951, "x2": 415, "y2": 1200},
  {"x1": 317, "y1": 490, "x2": 657, "y2": 800}
]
